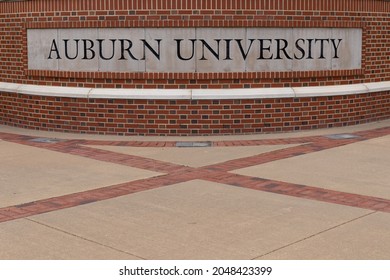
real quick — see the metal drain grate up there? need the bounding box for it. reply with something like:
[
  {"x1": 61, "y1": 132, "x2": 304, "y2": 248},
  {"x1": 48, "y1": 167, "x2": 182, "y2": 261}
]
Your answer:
[
  {"x1": 30, "y1": 138, "x2": 63, "y2": 144},
  {"x1": 176, "y1": 141, "x2": 212, "y2": 148},
  {"x1": 325, "y1": 134, "x2": 360, "y2": 140}
]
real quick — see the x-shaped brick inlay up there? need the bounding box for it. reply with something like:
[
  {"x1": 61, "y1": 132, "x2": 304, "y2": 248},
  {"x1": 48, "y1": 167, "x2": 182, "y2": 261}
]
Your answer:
[{"x1": 0, "y1": 126, "x2": 389, "y2": 223}]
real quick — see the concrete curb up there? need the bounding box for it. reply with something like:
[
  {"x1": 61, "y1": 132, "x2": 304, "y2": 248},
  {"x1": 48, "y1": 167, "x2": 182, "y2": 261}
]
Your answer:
[{"x1": 1, "y1": 81, "x2": 389, "y2": 100}]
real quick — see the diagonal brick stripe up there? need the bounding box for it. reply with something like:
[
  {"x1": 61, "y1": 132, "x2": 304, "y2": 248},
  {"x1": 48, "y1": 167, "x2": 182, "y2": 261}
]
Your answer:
[
  {"x1": 353, "y1": 126, "x2": 390, "y2": 139},
  {"x1": 202, "y1": 172, "x2": 390, "y2": 213},
  {"x1": 0, "y1": 173, "x2": 194, "y2": 223},
  {"x1": 204, "y1": 139, "x2": 357, "y2": 172},
  {"x1": 50, "y1": 145, "x2": 190, "y2": 174},
  {"x1": 0, "y1": 132, "x2": 190, "y2": 174}
]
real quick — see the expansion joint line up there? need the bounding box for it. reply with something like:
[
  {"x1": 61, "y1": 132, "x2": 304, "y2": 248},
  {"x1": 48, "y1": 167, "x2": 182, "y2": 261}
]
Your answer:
[
  {"x1": 25, "y1": 218, "x2": 147, "y2": 260},
  {"x1": 252, "y1": 211, "x2": 377, "y2": 259}
]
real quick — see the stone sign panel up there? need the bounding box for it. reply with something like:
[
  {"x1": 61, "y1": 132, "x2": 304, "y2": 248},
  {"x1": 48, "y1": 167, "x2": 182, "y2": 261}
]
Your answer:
[{"x1": 27, "y1": 27, "x2": 362, "y2": 73}]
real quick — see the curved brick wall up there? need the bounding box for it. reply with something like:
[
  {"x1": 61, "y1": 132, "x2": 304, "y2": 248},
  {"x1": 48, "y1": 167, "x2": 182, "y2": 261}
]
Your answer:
[{"x1": 0, "y1": 0, "x2": 389, "y2": 136}]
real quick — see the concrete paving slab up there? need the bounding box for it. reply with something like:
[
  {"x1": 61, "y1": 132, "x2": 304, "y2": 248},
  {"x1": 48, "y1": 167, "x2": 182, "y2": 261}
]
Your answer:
[
  {"x1": 255, "y1": 212, "x2": 390, "y2": 260},
  {"x1": 356, "y1": 135, "x2": 390, "y2": 149},
  {"x1": 0, "y1": 218, "x2": 141, "y2": 260},
  {"x1": 84, "y1": 145, "x2": 299, "y2": 167},
  {"x1": 0, "y1": 141, "x2": 161, "y2": 208},
  {"x1": 234, "y1": 135, "x2": 390, "y2": 199},
  {"x1": 28, "y1": 180, "x2": 371, "y2": 260}
]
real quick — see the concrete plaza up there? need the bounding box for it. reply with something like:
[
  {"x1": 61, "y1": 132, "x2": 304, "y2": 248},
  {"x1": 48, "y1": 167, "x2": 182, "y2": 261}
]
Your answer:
[{"x1": 0, "y1": 121, "x2": 389, "y2": 260}]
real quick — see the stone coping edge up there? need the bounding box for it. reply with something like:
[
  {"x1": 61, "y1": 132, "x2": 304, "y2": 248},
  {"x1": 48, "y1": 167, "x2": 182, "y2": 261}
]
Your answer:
[{"x1": 0, "y1": 81, "x2": 389, "y2": 100}]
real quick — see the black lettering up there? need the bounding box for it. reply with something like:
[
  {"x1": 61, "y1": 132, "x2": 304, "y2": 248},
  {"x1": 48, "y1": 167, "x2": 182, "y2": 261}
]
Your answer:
[
  {"x1": 64, "y1": 39, "x2": 80, "y2": 60},
  {"x1": 315, "y1": 38, "x2": 330, "y2": 59},
  {"x1": 331, "y1": 39, "x2": 342, "y2": 59},
  {"x1": 307, "y1": 39, "x2": 314, "y2": 59},
  {"x1": 119, "y1": 39, "x2": 138, "y2": 60},
  {"x1": 47, "y1": 39, "x2": 61, "y2": 59},
  {"x1": 294, "y1": 38, "x2": 305, "y2": 60},
  {"x1": 175, "y1": 39, "x2": 196, "y2": 61},
  {"x1": 97, "y1": 39, "x2": 116, "y2": 60},
  {"x1": 200, "y1": 39, "x2": 221, "y2": 60},
  {"x1": 82, "y1": 39, "x2": 95, "y2": 60},
  {"x1": 236, "y1": 39, "x2": 255, "y2": 60},
  {"x1": 141, "y1": 39, "x2": 162, "y2": 60},
  {"x1": 275, "y1": 39, "x2": 292, "y2": 60},
  {"x1": 224, "y1": 39, "x2": 232, "y2": 60},
  {"x1": 258, "y1": 39, "x2": 273, "y2": 60}
]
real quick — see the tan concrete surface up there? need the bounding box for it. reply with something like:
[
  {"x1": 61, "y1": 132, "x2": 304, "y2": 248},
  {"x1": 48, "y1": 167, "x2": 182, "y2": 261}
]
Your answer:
[
  {"x1": 0, "y1": 141, "x2": 161, "y2": 208},
  {"x1": 255, "y1": 212, "x2": 390, "y2": 260},
  {"x1": 234, "y1": 135, "x2": 390, "y2": 199},
  {"x1": 86, "y1": 144, "x2": 299, "y2": 167},
  {"x1": 0, "y1": 219, "x2": 141, "y2": 260},
  {"x1": 27, "y1": 180, "x2": 371, "y2": 260}
]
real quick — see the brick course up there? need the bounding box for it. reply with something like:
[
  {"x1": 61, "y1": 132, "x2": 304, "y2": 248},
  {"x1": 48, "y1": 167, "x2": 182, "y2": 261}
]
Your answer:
[{"x1": 0, "y1": 0, "x2": 389, "y2": 135}]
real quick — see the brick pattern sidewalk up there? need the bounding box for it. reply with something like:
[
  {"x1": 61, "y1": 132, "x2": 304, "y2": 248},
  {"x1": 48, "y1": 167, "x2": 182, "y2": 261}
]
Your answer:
[{"x1": 1, "y1": 126, "x2": 389, "y2": 223}]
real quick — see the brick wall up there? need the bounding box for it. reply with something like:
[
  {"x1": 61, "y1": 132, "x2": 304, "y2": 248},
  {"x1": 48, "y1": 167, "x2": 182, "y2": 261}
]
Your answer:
[
  {"x1": 0, "y1": 91, "x2": 389, "y2": 136},
  {"x1": 0, "y1": 0, "x2": 389, "y2": 135}
]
